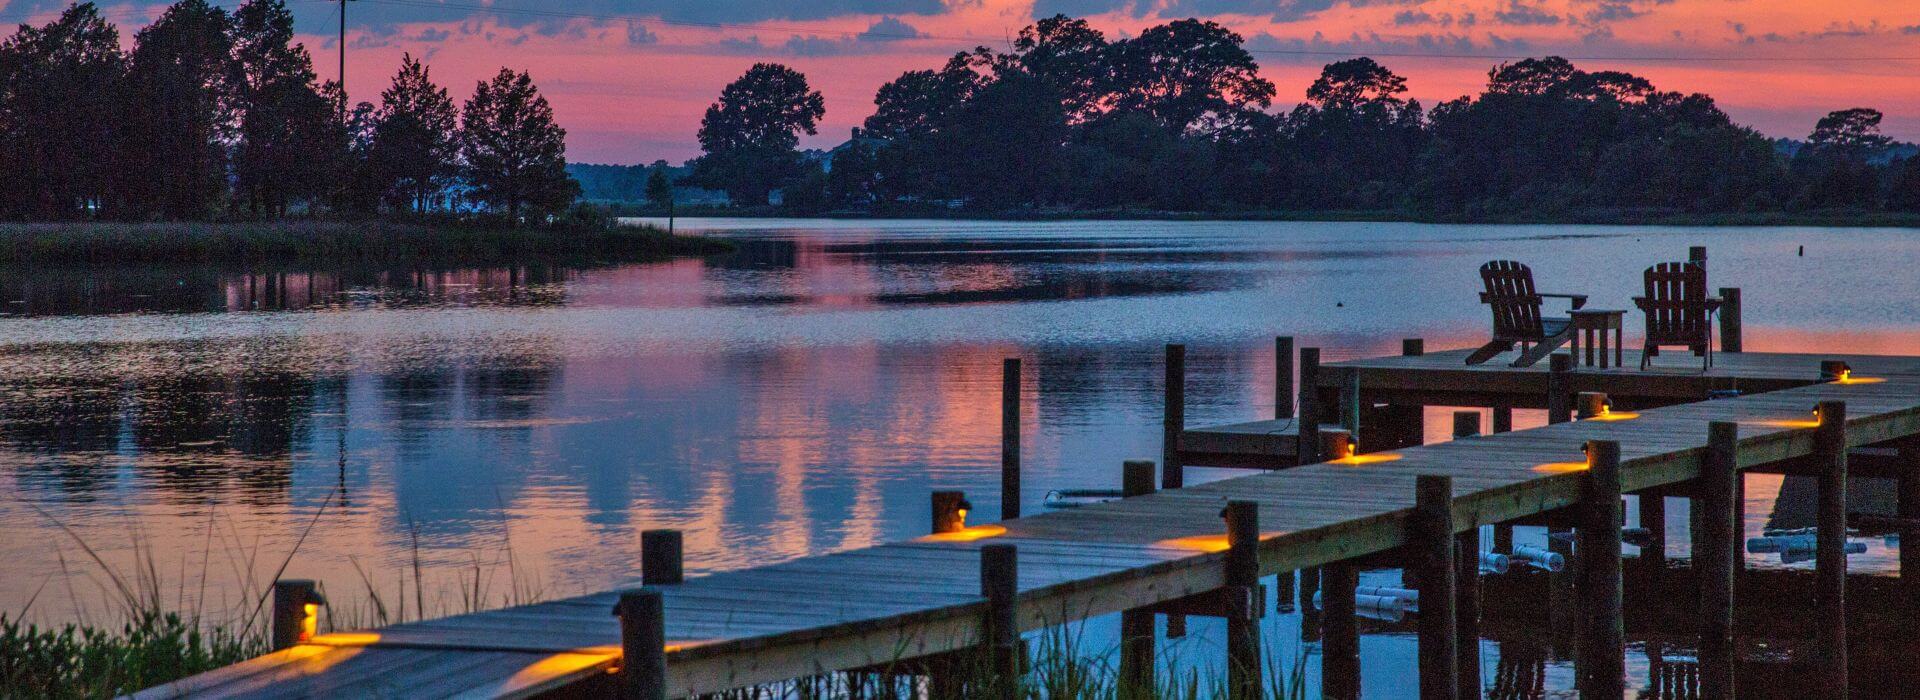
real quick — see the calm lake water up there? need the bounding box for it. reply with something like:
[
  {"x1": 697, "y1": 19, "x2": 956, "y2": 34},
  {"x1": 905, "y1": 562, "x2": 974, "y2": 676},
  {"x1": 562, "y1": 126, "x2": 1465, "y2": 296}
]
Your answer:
[{"x1": 3, "y1": 218, "x2": 1918, "y2": 696}]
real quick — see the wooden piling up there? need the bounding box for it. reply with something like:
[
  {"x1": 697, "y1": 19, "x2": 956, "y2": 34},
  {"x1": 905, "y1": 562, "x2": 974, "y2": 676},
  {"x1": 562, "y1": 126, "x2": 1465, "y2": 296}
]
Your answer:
[
  {"x1": 931, "y1": 491, "x2": 968, "y2": 534},
  {"x1": 1900, "y1": 447, "x2": 1920, "y2": 607},
  {"x1": 1394, "y1": 339, "x2": 1427, "y2": 448},
  {"x1": 1276, "y1": 336, "x2": 1295, "y2": 420},
  {"x1": 1689, "y1": 246, "x2": 1708, "y2": 265},
  {"x1": 1698, "y1": 421, "x2": 1739, "y2": 700},
  {"x1": 1298, "y1": 347, "x2": 1323, "y2": 464},
  {"x1": 1002, "y1": 358, "x2": 1021, "y2": 520},
  {"x1": 1576, "y1": 391, "x2": 1608, "y2": 419},
  {"x1": 1578, "y1": 440, "x2": 1625, "y2": 700},
  {"x1": 1547, "y1": 354, "x2": 1573, "y2": 424},
  {"x1": 1455, "y1": 525, "x2": 1482, "y2": 700},
  {"x1": 1119, "y1": 460, "x2": 1158, "y2": 694},
  {"x1": 1321, "y1": 561, "x2": 1360, "y2": 700},
  {"x1": 1641, "y1": 494, "x2": 1667, "y2": 572},
  {"x1": 1163, "y1": 344, "x2": 1186, "y2": 489},
  {"x1": 1719, "y1": 287, "x2": 1743, "y2": 353},
  {"x1": 1814, "y1": 400, "x2": 1849, "y2": 697},
  {"x1": 1414, "y1": 475, "x2": 1459, "y2": 700},
  {"x1": 1453, "y1": 410, "x2": 1480, "y2": 439},
  {"x1": 641, "y1": 530, "x2": 684, "y2": 585},
  {"x1": 981, "y1": 544, "x2": 1020, "y2": 699},
  {"x1": 1223, "y1": 500, "x2": 1261, "y2": 700},
  {"x1": 1492, "y1": 406, "x2": 1513, "y2": 434},
  {"x1": 1339, "y1": 368, "x2": 1362, "y2": 451},
  {"x1": 1491, "y1": 405, "x2": 1514, "y2": 552},
  {"x1": 270, "y1": 580, "x2": 320, "y2": 651},
  {"x1": 614, "y1": 589, "x2": 667, "y2": 700}
]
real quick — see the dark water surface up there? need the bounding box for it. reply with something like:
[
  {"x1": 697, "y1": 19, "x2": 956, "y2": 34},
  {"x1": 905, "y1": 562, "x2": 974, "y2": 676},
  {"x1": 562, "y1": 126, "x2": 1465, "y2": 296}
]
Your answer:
[{"x1": 3, "y1": 219, "x2": 1919, "y2": 696}]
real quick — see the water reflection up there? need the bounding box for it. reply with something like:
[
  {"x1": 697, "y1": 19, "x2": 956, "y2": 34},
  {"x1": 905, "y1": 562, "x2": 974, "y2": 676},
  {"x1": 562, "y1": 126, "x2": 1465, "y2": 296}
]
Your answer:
[{"x1": 0, "y1": 219, "x2": 1917, "y2": 698}]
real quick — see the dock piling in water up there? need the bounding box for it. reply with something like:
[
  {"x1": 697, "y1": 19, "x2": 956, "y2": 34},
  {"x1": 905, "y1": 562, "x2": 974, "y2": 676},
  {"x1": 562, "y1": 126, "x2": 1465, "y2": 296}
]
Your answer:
[
  {"x1": 1578, "y1": 440, "x2": 1625, "y2": 700},
  {"x1": 1719, "y1": 287, "x2": 1743, "y2": 353},
  {"x1": 1119, "y1": 459, "x2": 1158, "y2": 694},
  {"x1": 980, "y1": 544, "x2": 1020, "y2": 699},
  {"x1": 1321, "y1": 560, "x2": 1360, "y2": 700},
  {"x1": 1901, "y1": 446, "x2": 1920, "y2": 606},
  {"x1": 1163, "y1": 344, "x2": 1186, "y2": 489},
  {"x1": 1002, "y1": 358, "x2": 1021, "y2": 520},
  {"x1": 1276, "y1": 336, "x2": 1295, "y2": 420},
  {"x1": 1547, "y1": 353, "x2": 1573, "y2": 424},
  {"x1": 1455, "y1": 524, "x2": 1483, "y2": 700},
  {"x1": 1414, "y1": 475, "x2": 1459, "y2": 700},
  {"x1": 1453, "y1": 410, "x2": 1480, "y2": 439},
  {"x1": 1223, "y1": 500, "x2": 1261, "y2": 700},
  {"x1": 1815, "y1": 400, "x2": 1850, "y2": 698},
  {"x1": 1698, "y1": 421, "x2": 1739, "y2": 699},
  {"x1": 1298, "y1": 347, "x2": 1323, "y2": 464},
  {"x1": 641, "y1": 530, "x2": 683, "y2": 585}
]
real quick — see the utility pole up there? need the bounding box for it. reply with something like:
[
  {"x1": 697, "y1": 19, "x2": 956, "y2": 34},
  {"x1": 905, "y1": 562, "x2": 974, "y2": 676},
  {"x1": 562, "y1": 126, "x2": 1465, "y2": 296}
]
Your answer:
[{"x1": 338, "y1": 0, "x2": 352, "y2": 115}]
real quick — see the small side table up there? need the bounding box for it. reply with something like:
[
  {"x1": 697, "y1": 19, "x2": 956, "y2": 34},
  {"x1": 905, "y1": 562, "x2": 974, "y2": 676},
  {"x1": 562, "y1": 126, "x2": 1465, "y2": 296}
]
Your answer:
[{"x1": 1568, "y1": 309, "x2": 1625, "y2": 369}]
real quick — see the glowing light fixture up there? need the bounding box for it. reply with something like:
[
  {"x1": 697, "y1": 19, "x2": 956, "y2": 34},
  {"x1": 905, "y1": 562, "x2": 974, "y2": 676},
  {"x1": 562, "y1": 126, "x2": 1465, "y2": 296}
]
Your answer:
[{"x1": 1155, "y1": 534, "x2": 1233, "y2": 552}]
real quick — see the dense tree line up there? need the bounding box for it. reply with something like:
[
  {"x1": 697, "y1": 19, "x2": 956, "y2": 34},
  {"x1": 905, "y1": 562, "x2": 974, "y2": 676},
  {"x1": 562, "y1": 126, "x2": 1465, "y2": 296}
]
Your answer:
[
  {"x1": 0, "y1": 1, "x2": 577, "y2": 222},
  {"x1": 693, "y1": 14, "x2": 1920, "y2": 217}
]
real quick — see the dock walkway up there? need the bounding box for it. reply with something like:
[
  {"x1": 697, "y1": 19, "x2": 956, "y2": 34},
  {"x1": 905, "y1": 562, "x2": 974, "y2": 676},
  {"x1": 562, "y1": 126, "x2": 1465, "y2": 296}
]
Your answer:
[{"x1": 139, "y1": 349, "x2": 1920, "y2": 698}]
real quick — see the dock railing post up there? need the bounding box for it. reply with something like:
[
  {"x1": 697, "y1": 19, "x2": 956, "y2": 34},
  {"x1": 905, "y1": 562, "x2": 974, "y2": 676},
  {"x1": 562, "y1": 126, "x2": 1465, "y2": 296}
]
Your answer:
[
  {"x1": 1453, "y1": 411, "x2": 1480, "y2": 439},
  {"x1": 270, "y1": 579, "x2": 322, "y2": 651},
  {"x1": 1119, "y1": 460, "x2": 1158, "y2": 695},
  {"x1": 931, "y1": 491, "x2": 969, "y2": 535},
  {"x1": 1002, "y1": 358, "x2": 1021, "y2": 520},
  {"x1": 1547, "y1": 354, "x2": 1573, "y2": 424},
  {"x1": 1163, "y1": 344, "x2": 1186, "y2": 489},
  {"x1": 1718, "y1": 287, "x2": 1742, "y2": 353},
  {"x1": 641, "y1": 530, "x2": 683, "y2": 585},
  {"x1": 1223, "y1": 500, "x2": 1261, "y2": 700},
  {"x1": 1815, "y1": 400, "x2": 1849, "y2": 698},
  {"x1": 1298, "y1": 347, "x2": 1323, "y2": 464},
  {"x1": 1578, "y1": 440, "x2": 1625, "y2": 700},
  {"x1": 1414, "y1": 475, "x2": 1459, "y2": 700},
  {"x1": 613, "y1": 589, "x2": 667, "y2": 700},
  {"x1": 1322, "y1": 560, "x2": 1360, "y2": 700},
  {"x1": 1276, "y1": 336, "x2": 1295, "y2": 420},
  {"x1": 980, "y1": 544, "x2": 1021, "y2": 699},
  {"x1": 1698, "y1": 421, "x2": 1739, "y2": 699}
]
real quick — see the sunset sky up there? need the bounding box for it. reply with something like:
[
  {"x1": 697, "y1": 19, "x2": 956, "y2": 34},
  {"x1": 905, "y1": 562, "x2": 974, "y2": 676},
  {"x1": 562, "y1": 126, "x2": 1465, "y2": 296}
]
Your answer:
[{"x1": 7, "y1": 0, "x2": 1920, "y2": 163}]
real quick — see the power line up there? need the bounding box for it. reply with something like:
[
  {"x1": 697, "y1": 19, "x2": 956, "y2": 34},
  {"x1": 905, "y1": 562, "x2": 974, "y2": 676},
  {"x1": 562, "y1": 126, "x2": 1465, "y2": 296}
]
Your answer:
[{"x1": 351, "y1": 0, "x2": 1920, "y2": 64}]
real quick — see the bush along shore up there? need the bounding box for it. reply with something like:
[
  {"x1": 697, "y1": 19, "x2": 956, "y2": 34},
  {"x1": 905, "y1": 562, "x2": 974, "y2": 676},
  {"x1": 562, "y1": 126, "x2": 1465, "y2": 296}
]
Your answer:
[{"x1": 0, "y1": 212, "x2": 732, "y2": 269}]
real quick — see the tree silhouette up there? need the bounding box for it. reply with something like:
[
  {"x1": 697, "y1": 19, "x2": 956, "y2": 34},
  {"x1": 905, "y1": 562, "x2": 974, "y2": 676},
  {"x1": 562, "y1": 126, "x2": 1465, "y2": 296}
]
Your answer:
[
  {"x1": 366, "y1": 53, "x2": 458, "y2": 212},
  {"x1": 691, "y1": 63, "x2": 825, "y2": 206},
  {"x1": 460, "y1": 67, "x2": 579, "y2": 220},
  {"x1": 229, "y1": 0, "x2": 342, "y2": 215},
  {"x1": 122, "y1": 0, "x2": 234, "y2": 219},
  {"x1": 1106, "y1": 19, "x2": 1274, "y2": 134},
  {"x1": 0, "y1": 3, "x2": 125, "y2": 218}
]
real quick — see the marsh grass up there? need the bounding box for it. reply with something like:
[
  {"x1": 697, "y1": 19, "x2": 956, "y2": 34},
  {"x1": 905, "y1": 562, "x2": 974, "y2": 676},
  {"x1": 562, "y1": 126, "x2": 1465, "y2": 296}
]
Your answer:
[{"x1": 0, "y1": 217, "x2": 731, "y2": 268}]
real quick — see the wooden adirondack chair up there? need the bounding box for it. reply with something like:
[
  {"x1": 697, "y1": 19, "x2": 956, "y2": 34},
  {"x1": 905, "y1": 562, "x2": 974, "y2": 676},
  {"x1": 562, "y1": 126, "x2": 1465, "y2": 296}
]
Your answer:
[
  {"x1": 1634, "y1": 261, "x2": 1721, "y2": 371},
  {"x1": 1467, "y1": 261, "x2": 1589, "y2": 367}
]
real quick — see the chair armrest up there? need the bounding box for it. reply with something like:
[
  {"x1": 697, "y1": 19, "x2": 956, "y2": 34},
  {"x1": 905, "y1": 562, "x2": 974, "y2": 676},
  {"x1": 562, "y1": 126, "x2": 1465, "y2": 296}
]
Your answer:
[
  {"x1": 1703, "y1": 297, "x2": 1724, "y2": 311},
  {"x1": 1541, "y1": 293, "x2": 1588, "y2": 310},
  {"x1": 1631, "y1": 296, "x2": 1650, "y2": 310}
]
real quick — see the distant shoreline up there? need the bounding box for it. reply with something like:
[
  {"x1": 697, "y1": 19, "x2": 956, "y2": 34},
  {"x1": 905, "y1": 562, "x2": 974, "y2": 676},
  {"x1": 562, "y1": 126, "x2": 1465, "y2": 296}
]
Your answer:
[
  {"x1": 0, "y1": 219, "x2": 733, "y2": 268},
  {"x1": 609, "y1": 204, "x2": 1920, "y2": 229}
]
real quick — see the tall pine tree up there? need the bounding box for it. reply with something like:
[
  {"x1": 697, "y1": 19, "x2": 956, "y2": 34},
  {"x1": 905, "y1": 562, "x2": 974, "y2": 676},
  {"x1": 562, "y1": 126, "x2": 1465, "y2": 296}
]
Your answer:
[{"x1": 365, "y1": 53, "x2": 458, "y2": 212}]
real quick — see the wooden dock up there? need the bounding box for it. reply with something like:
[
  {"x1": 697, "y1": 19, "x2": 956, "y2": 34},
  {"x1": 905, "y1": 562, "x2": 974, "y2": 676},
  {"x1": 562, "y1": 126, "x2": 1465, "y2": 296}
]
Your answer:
[{"x1": 139, "y1": 347, "x2": 1920, "y2": 698}]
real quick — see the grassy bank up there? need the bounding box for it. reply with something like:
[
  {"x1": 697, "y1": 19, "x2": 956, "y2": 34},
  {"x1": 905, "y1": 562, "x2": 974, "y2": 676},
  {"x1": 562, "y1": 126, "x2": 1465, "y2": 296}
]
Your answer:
[{"x1": 0, "y1": 218, "x2": 733, "y2": 268}]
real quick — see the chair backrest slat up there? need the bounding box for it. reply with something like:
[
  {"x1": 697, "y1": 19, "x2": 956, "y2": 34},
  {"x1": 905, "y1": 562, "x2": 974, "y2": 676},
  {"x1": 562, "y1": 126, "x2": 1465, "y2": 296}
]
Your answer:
[
  {"x1": 1481, "y1": 260, "x2": 1545, "y2": 340},
  {"x1": 1642, "y1": 261, "x2": 1709, "y2": 345}
]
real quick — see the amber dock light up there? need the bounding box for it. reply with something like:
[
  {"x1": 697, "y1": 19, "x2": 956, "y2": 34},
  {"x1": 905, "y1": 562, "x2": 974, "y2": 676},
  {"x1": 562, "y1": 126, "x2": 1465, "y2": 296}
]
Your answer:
[{"x1": 271, "y1": 579, "x2": 326, "y2": 650}]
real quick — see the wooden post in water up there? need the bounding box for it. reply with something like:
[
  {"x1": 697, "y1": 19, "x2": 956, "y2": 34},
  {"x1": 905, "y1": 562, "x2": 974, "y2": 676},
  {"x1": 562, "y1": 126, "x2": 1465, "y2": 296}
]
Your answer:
[
  {"x1": 1223, "y1": 500, "x2": 1261, "y2": 700},
  {"x1": 1578, "y1": 440, "x2": 1625, "y2": 700},
  {"x1": 1641, "y1": 494, "x2": 1667, "y2": 572},
  {"x1": 1119, "y1": 460, "x2": 1158, "y2": 695},
  {"x1": 1394, "y1": 338, "x2": 1427, "y2": 448},
  {"x1": 1453, "y1": 411, "x2": 1480, "y2": 439},
  {"x1": 1491, "y1": 407, "x2": 1514, "y2": 552},
  {"x1": 641, "y1": 530, "x2": 684, "y2": 585},
  {"x1": 1340, "y1": 369, "x2": 1362, "y2": 453},
  {"x1": 931, "y1": 491, "x2": 969, "y2": 534},
  {"x1": 1322, "y1": 561, "x2": 1360, "y2": 700},
  {"x1": 981, "y1": 544, "x2": 1020, "y2": 699},
  {"x1": 1492, "y1": 407, "x2": 1513, "y2": 434},
  {"x1": 1814, "y1": 400, "x2": 1849, "y2": 698},
  {"x1": 1415, "y1": 475, "x2": 1459, "y2": 700},
  {"x1": 613, "y1": 589, "x2": 667, "y2": 700},
  {"x1": 270, "y1": 580, "x2": 321, "y2": 651},
  {"x1": 1163, "y1": 344, "x2": 1186, "y2": 489},
  {"x1": 1276, "y1": 336, "x2": 1295, "y2": 420},
  {"x1": 1298, "y1": 348, "x2": 1323, "y2": 464},
  {"x1": 1698, "y1": 421, "x2": 1739, "y2": 700},
  {"x1": 1547, "y1": 354, "x2": 1573, "y2": 424},
  {"x1": 1455, "y1": 524, "x2": 1482, "y2": 700},
  {"x1": 1719, "y1": 287, "x2": 1743, "y2": 353},
  {"x1": 1900, "y1": 447, "x2": 1920, "y2": 607},
  {"x1": 1002, "y1": 358, "x2": 1021, "y2": 520}
]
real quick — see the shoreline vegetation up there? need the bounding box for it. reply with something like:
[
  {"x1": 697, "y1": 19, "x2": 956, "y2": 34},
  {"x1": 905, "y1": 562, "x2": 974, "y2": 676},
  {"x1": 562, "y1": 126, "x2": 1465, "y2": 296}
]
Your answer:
[
  {"x1": 611, "y1": 203, "x2": 1920, "y2": 229},
  {"x1": 0, "y1": 215, "x2": 732, "y2": 268}
]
